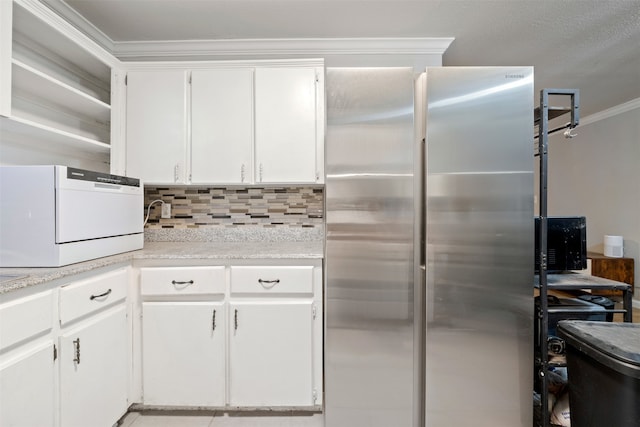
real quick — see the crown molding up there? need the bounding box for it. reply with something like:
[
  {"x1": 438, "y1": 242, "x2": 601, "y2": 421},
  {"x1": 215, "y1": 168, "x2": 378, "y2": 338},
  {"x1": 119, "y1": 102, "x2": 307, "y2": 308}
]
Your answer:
[
  {"x1": 580, "y1": 97, "x2": 640, "y2": 126},
  {"x1": 112, "y1": 37, "x2": 455, "y2": 61},
  {"x1": 120, "y1": 58, "x2": 326, "y2": 70},
  {"x1": 39, "y1": 0, "x2": 115, "y2": 53},
  {"x1": 22, "y1": 3, "x2": 453, "y2": 63}
]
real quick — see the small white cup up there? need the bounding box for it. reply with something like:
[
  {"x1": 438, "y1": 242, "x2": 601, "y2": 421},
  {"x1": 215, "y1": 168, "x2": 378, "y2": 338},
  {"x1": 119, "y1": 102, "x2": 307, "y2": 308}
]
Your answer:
[{"x1": 604, "y1": 235, "x2": 623, "y2": 258}]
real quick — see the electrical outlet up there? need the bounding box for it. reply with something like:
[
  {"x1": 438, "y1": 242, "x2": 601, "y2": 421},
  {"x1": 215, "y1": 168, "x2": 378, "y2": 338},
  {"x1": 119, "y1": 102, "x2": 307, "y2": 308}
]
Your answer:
[{"x1": 161, "y1": 203, "x2": 171, "y2": 219}]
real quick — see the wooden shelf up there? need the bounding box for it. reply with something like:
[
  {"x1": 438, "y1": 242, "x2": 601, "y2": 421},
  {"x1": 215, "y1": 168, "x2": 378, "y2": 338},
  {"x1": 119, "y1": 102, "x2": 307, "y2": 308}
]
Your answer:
[{"x1": 588, "y1": 252, "x2": 634, "y2": 295}]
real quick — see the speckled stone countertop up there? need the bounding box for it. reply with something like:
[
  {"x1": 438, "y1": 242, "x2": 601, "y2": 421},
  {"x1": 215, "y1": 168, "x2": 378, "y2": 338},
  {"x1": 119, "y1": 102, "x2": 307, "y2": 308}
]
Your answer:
[
  {"x1": 0, "y1": 228, "x2": 324, "y2": 295},
  {"x1": 0, "y1": 252, "x2": 135, "y2": 295},
  {"x1": 139, "y1": 240, "x2": 323, "y2": 260}
]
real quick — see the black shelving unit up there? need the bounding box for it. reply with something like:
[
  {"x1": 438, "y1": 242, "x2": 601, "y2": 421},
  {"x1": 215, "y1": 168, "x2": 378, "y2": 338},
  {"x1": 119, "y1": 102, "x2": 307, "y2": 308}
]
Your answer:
[{"x1": 533, "y1": 88, "x2": 633, "y2": 427}]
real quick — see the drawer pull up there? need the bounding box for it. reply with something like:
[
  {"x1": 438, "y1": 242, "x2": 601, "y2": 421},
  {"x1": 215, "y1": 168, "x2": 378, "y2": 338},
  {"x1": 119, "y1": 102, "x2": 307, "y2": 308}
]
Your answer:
[
  {"x1": 171, "y1": 280, "x2": 194, "y2": 287},
  {"x1": 258, "y1": 278, "x2": 280, "y2": 289},
  {"x1": 73, "y1": 338, "x2": 80, "y2": 364},
  {"x1": 90, "y1": 289, "x2": 112, "y2": 300},
  {"x1": 234, "y1": 309, "x2": 238, "y2": 331},
  {"x1": 212, "y1": 309, "x2": 217, "y2": 331}
]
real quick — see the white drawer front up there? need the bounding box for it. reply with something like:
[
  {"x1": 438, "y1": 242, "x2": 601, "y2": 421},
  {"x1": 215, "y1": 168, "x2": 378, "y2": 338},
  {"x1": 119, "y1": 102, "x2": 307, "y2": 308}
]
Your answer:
[
  {"x1": 59, "y1": 268, "x2": 128, "y2": 325},
  {"x1": 0, "y1": 290, "x2": 54, "y2": 351},
  {"x1": 141, "y1": 267, "x2": 226, "y2": 296},
  {"x1": 231, "y1": 266, "x2": 313, "y2": 295}
]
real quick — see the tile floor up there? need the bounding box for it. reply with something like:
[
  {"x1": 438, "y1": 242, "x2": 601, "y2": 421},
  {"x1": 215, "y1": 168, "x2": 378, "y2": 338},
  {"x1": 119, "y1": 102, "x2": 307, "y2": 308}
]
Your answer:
[{"x1": 119, "y1": 411, "x2": 324, "y2": 427}]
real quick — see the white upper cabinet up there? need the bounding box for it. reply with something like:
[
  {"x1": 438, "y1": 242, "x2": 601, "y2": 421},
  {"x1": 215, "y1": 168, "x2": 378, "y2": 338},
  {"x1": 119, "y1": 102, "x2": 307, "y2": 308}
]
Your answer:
[
  {"x1": 125, "y1": 69, "x2": 188, "y2": 183},
  {"x1": 191, "y1": 68, "x2": 254, "y2": 184},
  {"x1": 122, "y1": 60, "x2": 324, "y2": 185},
  {"x1": 0, "y1": 0, "x2": 118, "y2": 169},
  {"x1": 255, "y1": 67, "x2": 319, "y2": 183}
]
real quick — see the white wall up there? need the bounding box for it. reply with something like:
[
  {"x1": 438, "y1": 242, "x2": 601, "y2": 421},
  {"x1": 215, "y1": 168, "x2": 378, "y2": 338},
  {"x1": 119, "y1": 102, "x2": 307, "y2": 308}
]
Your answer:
[{"x1": 543, "y1": 102, "x2": 640, "y2": 299}]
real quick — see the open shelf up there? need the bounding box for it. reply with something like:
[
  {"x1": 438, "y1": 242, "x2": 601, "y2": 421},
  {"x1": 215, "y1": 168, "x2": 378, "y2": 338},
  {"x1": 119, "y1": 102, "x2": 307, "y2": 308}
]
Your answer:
[
  {"x1": 533, "y1": 106, "x2": 573, "y2": 124},
  {"x1": 12, "y1": 59, "x2": 111, "y2": 122},
  {"x1": 1, "y1": 115, "x2": 110, "y2": 156},
  {"x1": 1, "y1": 0, "x2": 116, "y2": 168},
  {"x1": 12, "y1": 1, "x2": 111, "y2": 86}
]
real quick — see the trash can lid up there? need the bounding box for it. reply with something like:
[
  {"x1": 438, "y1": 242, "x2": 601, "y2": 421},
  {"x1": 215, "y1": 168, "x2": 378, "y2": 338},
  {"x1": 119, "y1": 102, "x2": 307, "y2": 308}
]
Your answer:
[{"x1": 558, "y1": 321, "x2": 640, "y2": 377}]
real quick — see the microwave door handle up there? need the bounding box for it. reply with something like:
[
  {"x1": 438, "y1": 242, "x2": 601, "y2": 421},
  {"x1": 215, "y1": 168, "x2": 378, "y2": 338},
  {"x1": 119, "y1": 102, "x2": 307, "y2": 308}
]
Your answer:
[{"x1": 93, "y1": 183, "x2": 123, "y2": 191}]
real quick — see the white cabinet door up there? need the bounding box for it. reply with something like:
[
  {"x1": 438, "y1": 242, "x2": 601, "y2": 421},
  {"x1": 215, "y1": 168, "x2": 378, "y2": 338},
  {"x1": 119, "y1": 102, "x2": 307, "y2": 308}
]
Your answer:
[
  {"x1": 191, "y1": 69, "x2": 254, "y2": 184},
  {"x1": 60, "y1": 306, "x2": 128, "y2": 427},
  {"x1": 255, "y1": 67, "x2": 319, "y2": 183},
  {"x1": 126, "y1": 70, "x2": 188, "y2": 183},
  {"x1": 229, "y1": 300, "x2": 314, "y2": 407},
  {"x1": 142, "y1": 301, "x2": 225, "y2": 406},
  {"x1": 0, "y1": 342, "x2": 55, "y2": 427}
]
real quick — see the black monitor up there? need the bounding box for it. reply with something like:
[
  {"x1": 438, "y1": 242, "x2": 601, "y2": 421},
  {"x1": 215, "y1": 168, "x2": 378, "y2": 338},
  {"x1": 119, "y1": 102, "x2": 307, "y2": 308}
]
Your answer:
[{"x1": 535, "y1": 216, "x2": 587, "y2": 273}]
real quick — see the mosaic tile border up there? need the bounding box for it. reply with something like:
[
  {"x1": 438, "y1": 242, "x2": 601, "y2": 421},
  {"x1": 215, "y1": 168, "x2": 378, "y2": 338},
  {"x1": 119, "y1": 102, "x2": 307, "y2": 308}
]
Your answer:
[{"x1": 144, "y1": 186, "x2": 324, "y2": 230}]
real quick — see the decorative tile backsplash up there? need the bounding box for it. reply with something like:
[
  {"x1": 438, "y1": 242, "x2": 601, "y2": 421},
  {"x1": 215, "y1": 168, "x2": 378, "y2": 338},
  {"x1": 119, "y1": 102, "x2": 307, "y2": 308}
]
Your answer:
[{"x1": 144, "y1": 186, "x2": 324, "y2": 229}]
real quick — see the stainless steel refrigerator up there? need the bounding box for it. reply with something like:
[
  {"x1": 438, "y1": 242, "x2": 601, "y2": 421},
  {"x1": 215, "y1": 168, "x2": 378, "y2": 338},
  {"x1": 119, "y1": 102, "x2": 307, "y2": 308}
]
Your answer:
[{"x1": 325, "y1": 67, "x2": 534, "y2": 427}]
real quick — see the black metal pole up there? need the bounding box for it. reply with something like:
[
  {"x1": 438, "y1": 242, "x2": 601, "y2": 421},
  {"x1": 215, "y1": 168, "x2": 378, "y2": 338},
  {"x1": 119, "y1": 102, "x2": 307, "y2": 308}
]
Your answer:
[{"x1": 538, "y1": 89, "x2": 550, "y2": 427}]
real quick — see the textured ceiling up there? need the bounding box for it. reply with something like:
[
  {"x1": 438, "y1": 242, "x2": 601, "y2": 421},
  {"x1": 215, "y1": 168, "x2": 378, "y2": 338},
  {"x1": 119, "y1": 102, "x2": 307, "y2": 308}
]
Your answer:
[{"x1": 60, "y1": 0, "x2": 640, "y2": 117}]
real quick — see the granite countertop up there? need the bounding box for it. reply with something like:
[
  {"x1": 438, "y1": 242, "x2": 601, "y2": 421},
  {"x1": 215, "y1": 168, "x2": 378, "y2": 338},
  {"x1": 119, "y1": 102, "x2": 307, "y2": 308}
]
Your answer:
[
  {"x1": 0, "y1": 237, "x2": 323, "y2": 295},
  {"x1": 139, "y1": 240, "x2": 323, "y2": 260},
  {"x1": 0, "y1": 252, "x2": 136, "y2": 295}
]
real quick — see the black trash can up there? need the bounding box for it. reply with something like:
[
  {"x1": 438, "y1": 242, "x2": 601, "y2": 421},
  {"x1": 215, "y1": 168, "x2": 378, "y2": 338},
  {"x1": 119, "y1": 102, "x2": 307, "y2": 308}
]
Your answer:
[{"x1": 557, "y1": 320, "x2": 640, "y2": 427}]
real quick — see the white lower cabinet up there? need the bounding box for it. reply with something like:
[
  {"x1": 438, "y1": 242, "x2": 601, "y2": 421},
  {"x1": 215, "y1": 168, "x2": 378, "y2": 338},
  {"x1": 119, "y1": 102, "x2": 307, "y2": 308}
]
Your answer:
[
  {"x1": 229, "y1": 301, "x2": 314, "y2": 407},
  {"x1": 142, "y1": 301, "x2": 225, "y2": 406},
  {"x1": 0, "y1": 267, "x2": 129, "y2": 427},
  {"x1": 0, "y1": 341, "x2": 56, "y2": 427},
  {"x1": 0, "y1": 288, "x2": 55, "y2": 426},
  {"x1": 140, "y1": 266, "x2": 226, "y2": 407},
  {"x1": 138, "y1": 262, "x2": 322, "y2": 409},
  {"x1": 59, "y1": 306, "x2": 128, "y2": 427}
]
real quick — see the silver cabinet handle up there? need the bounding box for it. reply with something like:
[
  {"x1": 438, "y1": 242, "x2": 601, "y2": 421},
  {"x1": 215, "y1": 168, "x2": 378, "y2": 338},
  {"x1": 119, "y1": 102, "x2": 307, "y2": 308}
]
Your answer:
[
  {"x1": 234, "y1": 309, "x2": 238, "y2": 331},
  {"x1": 212, "y1": 309, "x2": 217, "y2": 331},
  {"x1": 90, "y1": 289, "x2": 111, "y2": 300},
  {"x1": 259, "y1": 163, "x2": 263, "y2": 182},
  {"x1": 240, "y1": 164, "x2": 245, "y2": 183},
  {"x1": 73, "y1": 338, "x2": 80, "y2": 364},
  {"x1": 174, "y1": 164, "x2": 179, "y2": 183},
  {"x1": 258, "y1": 278, "x2": 280, "y2": 289}
]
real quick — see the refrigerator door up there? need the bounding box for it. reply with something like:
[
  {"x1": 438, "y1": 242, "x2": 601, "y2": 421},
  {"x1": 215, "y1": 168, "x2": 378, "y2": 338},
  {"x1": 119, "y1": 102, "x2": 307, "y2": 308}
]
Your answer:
[
  {"x1": 325, "y1": 68, "x2": 416, "y2": 427},
  {"x1": 424, "y1": 67, "x2": 534, "y2": 426}
]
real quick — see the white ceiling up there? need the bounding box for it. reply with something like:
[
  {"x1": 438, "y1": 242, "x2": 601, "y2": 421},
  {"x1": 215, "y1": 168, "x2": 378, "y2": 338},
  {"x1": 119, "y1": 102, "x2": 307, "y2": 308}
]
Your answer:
[{"x1": 57, "y1": 0, "x2": 640, "y2": 118}]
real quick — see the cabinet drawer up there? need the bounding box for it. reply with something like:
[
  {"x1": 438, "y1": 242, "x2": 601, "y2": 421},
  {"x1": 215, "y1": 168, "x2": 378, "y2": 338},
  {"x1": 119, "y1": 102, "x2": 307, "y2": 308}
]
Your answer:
[
  {"x1": 141, "y1": 267, "x2": 226, "y2": 296},
  {"x1": 0, "y1": 290, "x2": 54, "y2": 351},
  {"x1": 231, "y1": 266, "x2": 313, "y2": 295},
  {"x1": 59, "y1": 268, "x2": 128, "y2": 326}
]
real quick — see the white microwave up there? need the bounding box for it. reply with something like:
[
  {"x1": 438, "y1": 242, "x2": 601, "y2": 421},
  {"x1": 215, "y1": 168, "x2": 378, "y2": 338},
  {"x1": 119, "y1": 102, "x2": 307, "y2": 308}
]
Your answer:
[{"x1": 0, "y1": 165, "x2": 143, "y2": 267}]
